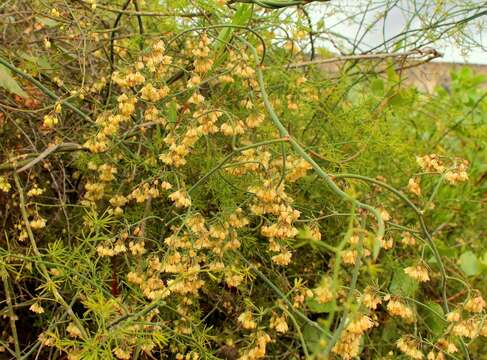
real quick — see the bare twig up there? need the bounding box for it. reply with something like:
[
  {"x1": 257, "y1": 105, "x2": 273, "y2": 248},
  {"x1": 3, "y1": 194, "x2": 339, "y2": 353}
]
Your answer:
[
  {"x1": 84, "y1": 1, "x2": 205, "y2": 17},
  {"x1": 282, "y1": 48, "x2": 442, "y2": 69},
  {"x1": 0, "y1": 143, "x2": 87, "y2": 173}
]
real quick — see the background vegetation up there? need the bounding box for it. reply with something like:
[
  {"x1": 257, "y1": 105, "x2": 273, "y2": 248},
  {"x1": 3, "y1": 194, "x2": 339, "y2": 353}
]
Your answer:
[{"x1": 0, "y1": 0, "x2": 486, "y2": 359}]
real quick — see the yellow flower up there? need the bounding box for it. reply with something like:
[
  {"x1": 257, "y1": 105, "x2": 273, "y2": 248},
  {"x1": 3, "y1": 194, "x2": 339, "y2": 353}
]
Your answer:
[
  {"x1": 30, "y1": 217, "x2": 47, "y2": 229},
  {"x1": 436, "y1": 338, "x2": 458, "y2": 353},
  {"x1": 379, "y1": 207, "x2": 391, "y2": 221},
  {"x1": 362, "y1": 286, "x2": 382, "y2": 310},
  {"x1": 113, "y1": 348, "x2": 131, "y2": 360},
  {"x1": 188, "y1": 92, "x2": 205, "y2": 105},
  {"x1": 332, "y1": 331, "x2": 362, "y2": 359},
  {"x1": 0, "y1": 176, "x2": 11, "y2": 192},
  {"x1": 346, "y1": 315, "x2": 375, "y2": 334},
  {"x1": 169, "y1": 190, "x2": 191, "y2": 208},
  {"x1": 271, "y1": 251, "x2": 292, "y2": 266},
  {"x1": 129, "y1": 241, "x2": 146, "y2": 256},
  {"x1": 446, "y1": 310, "x2": 461, "y2": 322},
  {"x1": 404, "y1": 264, "x2": 430, "y2": 282},
  {"x1": 464, "y1": 295, "x2": 486, "y2": 313},
  {"x1": 313, "y1": 278, "x2": 334, "y2": 304},
  {"x1": 401, "y1": 232, "x2": 417, "y2": 246},
  {"x1": 342, "y1": 249, "x2": 357, "y2": 265},
  {"x1": 29, "y1": 302, "x2": 45, "y2": 314},
  {"x1": 407, "y1": 177, "x2": 421, "y2": 196},
  {"x1": 66, "y1": 322, "x2": 82, "y2": 338},
  {"x1": 387, "y1": 299, "x2": 415, "y2": 323},
  {"x1": 416, "y1": 154, "x2": 444, "y2": 172},
  {"x1": 269, "y1": 314, "x2": 288, "y2": 333},
  {"x1": 43, "y1": 114, "x2": 58, "y2": 128},
  {"x1": 238, "y1": 310, "x2": 257, "y2": 329},
  {"x1": 396, "y1": 336, "x2": 423, "y2": 360},
  {"x1": 451, "y1": 319, "x2": 479, "y2": 338}
]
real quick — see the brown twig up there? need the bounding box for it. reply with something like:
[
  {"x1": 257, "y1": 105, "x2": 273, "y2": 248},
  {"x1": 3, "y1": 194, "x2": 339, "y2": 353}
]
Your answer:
[
  {"x1": 86, "y1": 2, "x2": 205, "y2": 17},
  {"x1": 281, "y1": 48, "x2": 442, "y2": 69},
  {"x1": 0, "y1": 143, "x2": 87, "y2": 173}
]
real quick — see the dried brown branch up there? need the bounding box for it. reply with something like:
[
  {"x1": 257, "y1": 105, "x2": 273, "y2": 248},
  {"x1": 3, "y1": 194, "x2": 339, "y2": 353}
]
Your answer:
[
  {"x1": 283, "y1": 48, "x2": 442, "y2": 69},
  {"x1": 0, "y1": 143, "x2": 87, "y2": 173}
]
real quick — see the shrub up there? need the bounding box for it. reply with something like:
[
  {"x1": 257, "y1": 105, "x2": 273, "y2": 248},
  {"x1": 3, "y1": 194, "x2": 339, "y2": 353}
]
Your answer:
[{"x1": 0, "y1": 1, "x2": 486, "y2": 359}]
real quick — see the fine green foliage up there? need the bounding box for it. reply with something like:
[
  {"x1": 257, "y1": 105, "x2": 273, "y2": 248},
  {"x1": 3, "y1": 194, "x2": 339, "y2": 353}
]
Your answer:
[{"x1": 0, "y1": 1, "x2": 486, "y2": 360}]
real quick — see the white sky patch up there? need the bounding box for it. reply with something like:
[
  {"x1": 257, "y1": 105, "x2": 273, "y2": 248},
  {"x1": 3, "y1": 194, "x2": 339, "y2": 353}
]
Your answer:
[{"x1": 307, "y1": 0, "x2": 487, "y2": 64}]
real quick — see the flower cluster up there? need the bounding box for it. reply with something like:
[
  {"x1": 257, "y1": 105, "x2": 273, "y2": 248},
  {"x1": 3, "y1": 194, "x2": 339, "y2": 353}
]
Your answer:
[
  {"x1": 416, "y1": 154, "x2": 469, "y2": 184},
  {"x1": 332, "y1": 315, "x2": 376, "y2": 359},
  {"x1": 396, "y1": 336, "x2": 423, "y2": 360},
  {"x1": 387, "y1": 298, "x2": 416, "y2": 323},
  {"x1": 404, "y1": 264, "x2": 430, "y2": 282}
]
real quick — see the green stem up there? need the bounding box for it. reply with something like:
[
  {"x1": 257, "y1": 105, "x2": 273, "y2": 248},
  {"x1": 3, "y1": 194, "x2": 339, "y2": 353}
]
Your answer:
[
  {"x1": 13, "y1": 174, "x2": 89, "y2": 340},
  {"x1": 188, "y1": 138, "x2": 288, "y2": 193},
  {"x1": 332, "y1": 173, "x2": 471, "y2": 360},
  {"x1": 282, "y1": 307, "x2": 310, "y2": 359},
  {"x1": 1, "y1": 269, "x2": 21, "y2": 359},
  {"x1": 247, "y1": 41, "x2": 385, "y2": 259},
  {"x1": 237, "y1": 251, "x2": 330, "y2": 338},
  {"x1": 323, "y1": 218, "x2": 363, "y2": 358},
  {"x1": 0, "y1": 56, "x2": 93, "y2": 123}
]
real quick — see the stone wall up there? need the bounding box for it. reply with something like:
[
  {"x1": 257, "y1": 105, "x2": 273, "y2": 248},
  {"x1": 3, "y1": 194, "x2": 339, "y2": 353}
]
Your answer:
[
  {"x1": 401, "y1": 62, "x2": 487, "y2": 92},
  {"x1": 317, "y1": 60, "x2": 487, "y2": 93}
]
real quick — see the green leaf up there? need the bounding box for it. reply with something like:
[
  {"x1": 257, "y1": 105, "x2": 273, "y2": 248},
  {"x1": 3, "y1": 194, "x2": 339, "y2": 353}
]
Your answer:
[
  {"x1": 303, "y1": 322, "x2": 325, "y2": 353},
  {"x1": 389, "y1": 268, "x2": 418, "y2": 298},
  {"x1": 18, "y1": 52, "x2": 53, "y2": 70},
  {"x1": 459, "y1": 251, "x2": 479, "y2": 276},
  {"x1": 36, "y1": 16, "x2": 59, "y2": 27},
  {"x1": 166, "y1": 102, "x2": 178, "y2": 124},
  {"x1": 213, "y1": 4, "x2": 253, "y2": 67},
  {"x1": 371, "y1": 78, "x2": 384, "y2": 95},
  {"x1": 420, "y1": 302, "x2": 446, "y2": 337},
  {"x1": 306, "y1": 298, "x2": 335, "y2": 313},
  {"x1": 381, "y1": 318, "x2": 399, "y2": 343},
  {"x1": 0, "y1": 64, "x2": 28, "y2": 98},
  {"x1": 434, "y1": 239, "x2": 457, "y2": 258}
]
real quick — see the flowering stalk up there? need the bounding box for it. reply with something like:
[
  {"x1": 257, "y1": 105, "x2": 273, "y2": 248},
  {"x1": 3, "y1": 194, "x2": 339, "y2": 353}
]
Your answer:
[
  {"x1": 1, "y1": 270, "x2": 20, "y2": 359},
  {"x1": 13, "y1": 174, "x2": 89, "y2": 340},
  {"x1": 246, "y1": 40, "x2": 385, "y2": 259},
  {"x1": 0, "y1": 56, "x2": 93, "y2": 124},
  {"x1": 237, "y1": 251, "x2": 330, "y2": 338},
  {"x1": 333, "y1": 172, "x2": 471, "y2": 360}
]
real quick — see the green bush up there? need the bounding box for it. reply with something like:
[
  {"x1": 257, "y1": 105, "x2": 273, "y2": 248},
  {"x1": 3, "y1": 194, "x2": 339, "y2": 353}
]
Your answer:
[{"x1": 0, "y1": 1, "x2": 486, "y2": 359}]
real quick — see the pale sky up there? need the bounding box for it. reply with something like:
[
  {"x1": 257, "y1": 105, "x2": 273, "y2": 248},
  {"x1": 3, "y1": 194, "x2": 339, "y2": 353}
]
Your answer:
[{"x1": 309, "y1": 0, "x2": 487, "y2": 64}]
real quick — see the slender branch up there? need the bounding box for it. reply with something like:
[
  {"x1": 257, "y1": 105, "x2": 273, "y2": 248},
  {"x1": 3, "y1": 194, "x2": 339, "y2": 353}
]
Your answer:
[
  {"x1": 1, "y1": 269, "x2": 21, "y2": 359},
  {"x1": 282, "y1": 48, "x2": 442, "y2": 69},
  {"x1": 0, "y1": 143, "x2": 87, "y2": 173},
  {"x1": 247, "y1": 40, "x2": 385, "y2": 259},
  {"x1": 332, "y1": 172, "x2": 471, "y2": 360},
  {"x1": 300, "y1": 7, "x2": 315, "y2": 61},
  {"x1": 132, "y1": 0, "x2": 145, "y2": 50},
  {"x1": 237, "y1": 251, "x2": 330, "y2": 338},
  {"x1": 86, "y1": 2, "x2": 204, "y2": 17},
  {"x1": 13, "y1": 174, "x2": 89, "y2": 340},
  {"x1": 227, "y1": 0, "x2": 330, "y2": 9},
  {"x1": 323, "y1": 224, "x2": 363, "y2": 358}
]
